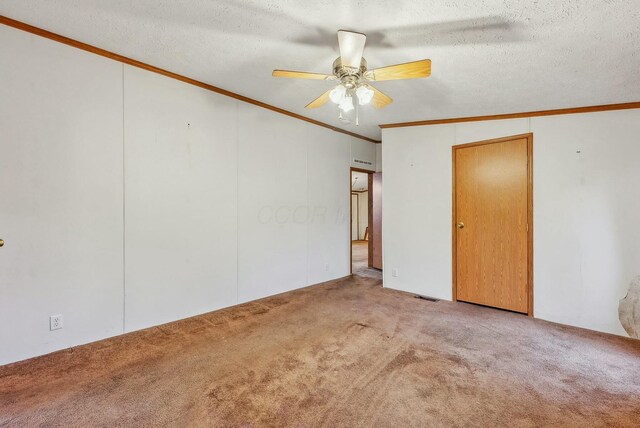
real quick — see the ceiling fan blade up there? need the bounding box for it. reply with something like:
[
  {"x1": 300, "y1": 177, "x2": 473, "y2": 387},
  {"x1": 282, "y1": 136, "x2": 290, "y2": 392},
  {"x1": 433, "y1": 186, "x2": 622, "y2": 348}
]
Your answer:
[
  {"x1": 337, "y1": 30, "x2": 367, "y2": 69},
  {"x1": 369, "y1": 85, "x2": 393, "y2": 109},
  {"x1": 305, "y1": 88, "x2": 334, "y2": 109},
  {"x1": 366, "y1": 59, "x2": 431, "y2": 81},
  {"x1": 272, "y1": 70, "x2": 336, "y2": 80}
]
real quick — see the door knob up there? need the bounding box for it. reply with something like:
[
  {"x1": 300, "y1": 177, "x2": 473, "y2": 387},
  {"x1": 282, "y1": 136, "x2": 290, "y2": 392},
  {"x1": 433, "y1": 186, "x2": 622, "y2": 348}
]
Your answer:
[
  {"x1": 457, "y1": 222, "x2": 465, "y2": 229},
  {"x1": 0, "y1": 239, "x2": 4, "y2": 247}
]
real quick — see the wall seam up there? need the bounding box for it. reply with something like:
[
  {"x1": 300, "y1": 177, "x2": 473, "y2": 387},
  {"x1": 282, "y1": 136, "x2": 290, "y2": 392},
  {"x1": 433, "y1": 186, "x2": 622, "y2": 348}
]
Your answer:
[
  {"x1": 451, "y1": 124, "x2": 457, "y2": 295},
  {"x1": 349, "y1": 139, "x2": 353, "y2": 274},
  {"x1": 380, "y1": 136, "x2": 385, "y2": 288},
  {"x1": 304, "y1": 130, "x2": 312, "y2": 285},
  {"x1": 121, "y1": 63, "x2": 126, "y2": 334},
  {"x1": 235, "y1": 101, "x2": 240, "y2": 305}
]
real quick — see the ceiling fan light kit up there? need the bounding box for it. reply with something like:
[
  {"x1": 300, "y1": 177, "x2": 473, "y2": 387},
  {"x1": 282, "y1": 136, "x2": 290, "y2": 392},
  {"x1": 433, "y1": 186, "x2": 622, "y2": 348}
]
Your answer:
[
  {"x1": 329, "y1": 84, "x2": 347, "y2": 104},
  {"x1": 356, "y1": 86, "x2": 375, "y2": 105},
  {"x1": 338, "y1": 94, "x2": 354, "y2": 112},
  {"x1": 273, "y1": 30, "x2": 431, "y2": 126}
]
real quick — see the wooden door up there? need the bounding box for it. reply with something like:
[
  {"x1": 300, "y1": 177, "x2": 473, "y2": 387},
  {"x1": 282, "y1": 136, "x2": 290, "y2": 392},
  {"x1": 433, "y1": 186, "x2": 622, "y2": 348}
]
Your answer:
[
  {"x1": 454, "y1": 135, "x2": 532, "y2": 314},
  {"x1": 371, "y1": 172, "x2": 383, "y2": 269}
]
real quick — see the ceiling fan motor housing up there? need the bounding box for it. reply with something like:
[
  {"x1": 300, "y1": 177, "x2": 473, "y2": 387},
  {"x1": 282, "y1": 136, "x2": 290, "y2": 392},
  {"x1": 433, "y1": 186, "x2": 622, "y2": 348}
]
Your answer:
[{"x1": 333, "y1": 57, "x2": 368, "y2": 88}]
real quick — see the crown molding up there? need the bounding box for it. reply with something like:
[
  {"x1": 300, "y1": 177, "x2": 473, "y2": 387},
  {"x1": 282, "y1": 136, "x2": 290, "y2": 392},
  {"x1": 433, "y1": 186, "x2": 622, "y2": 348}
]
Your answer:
[
  {"x1": 0, "y1": 15, "x2": 380, "y2": 144},
  {"x1": 379, "y1": 102, "x2": 640, "y2": 129}
]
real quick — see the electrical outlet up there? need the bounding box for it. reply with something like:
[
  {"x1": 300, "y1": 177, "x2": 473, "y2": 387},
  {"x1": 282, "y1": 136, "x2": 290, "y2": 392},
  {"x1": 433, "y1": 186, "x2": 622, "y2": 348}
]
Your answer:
[
  {"x1": 324, "y1": 263, "x2": 330, "y2": 271},
  {"x1": 50, "y1": 314, "x2": 63, "y2": 331},
  {"x1": 392, "y1": 268, "x2": 399, "y2": 278}
]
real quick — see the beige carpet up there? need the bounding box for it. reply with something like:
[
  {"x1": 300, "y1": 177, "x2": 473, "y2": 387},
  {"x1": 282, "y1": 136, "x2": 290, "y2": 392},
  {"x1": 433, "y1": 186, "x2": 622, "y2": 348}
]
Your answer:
[
  {"x1": 1, "y1": 275, "x2": 639, "y2": 427},
  {"x1": 352, "y1": 240, "x2": 381, "y2": 279}
]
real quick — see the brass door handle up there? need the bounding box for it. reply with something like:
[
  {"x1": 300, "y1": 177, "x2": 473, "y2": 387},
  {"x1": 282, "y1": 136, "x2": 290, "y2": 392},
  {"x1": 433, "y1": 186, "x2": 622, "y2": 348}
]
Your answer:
[
  {"x1": 456, "y1": 222, "x2": 465, "y2": 229},
  {"x1": 0, "y1": 239, "x2": 4, "y2": 247}
]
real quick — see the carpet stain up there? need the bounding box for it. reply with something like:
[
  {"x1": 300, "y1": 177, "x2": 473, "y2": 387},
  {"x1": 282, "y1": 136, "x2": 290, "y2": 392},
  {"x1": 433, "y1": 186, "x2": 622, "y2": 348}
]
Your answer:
[
  {"x1": 1, "y1": 276, "x2": 640, "y2": 427},
  {"x1": 381, "y1": 348, "x2": 422, "y2": 374}
]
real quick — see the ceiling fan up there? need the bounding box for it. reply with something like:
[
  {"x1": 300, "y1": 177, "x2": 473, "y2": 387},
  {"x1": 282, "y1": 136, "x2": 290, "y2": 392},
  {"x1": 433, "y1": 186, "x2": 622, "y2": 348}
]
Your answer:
[{"x1": 273, "y1": 30, "x2": 431, "y2": 125}]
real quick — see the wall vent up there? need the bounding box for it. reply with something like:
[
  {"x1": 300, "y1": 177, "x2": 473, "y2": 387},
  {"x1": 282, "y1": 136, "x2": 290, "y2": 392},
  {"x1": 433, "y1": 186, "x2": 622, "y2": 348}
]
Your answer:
[{"x1": 353, "y1": 158, "x2": 373, "y2": 166}]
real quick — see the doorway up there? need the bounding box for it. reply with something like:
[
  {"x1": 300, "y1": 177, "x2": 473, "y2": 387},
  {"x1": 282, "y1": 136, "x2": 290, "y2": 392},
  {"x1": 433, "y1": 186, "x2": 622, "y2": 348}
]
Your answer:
[
  {"x1": 351, "y1": 169, "x2": 371, "y2": 275},
  {"x1": 350, "y1": 168, "x2": 382, "y2": 277},
  {"x1": 452, "y1": 134, "x2": 533, "y2": 315}
]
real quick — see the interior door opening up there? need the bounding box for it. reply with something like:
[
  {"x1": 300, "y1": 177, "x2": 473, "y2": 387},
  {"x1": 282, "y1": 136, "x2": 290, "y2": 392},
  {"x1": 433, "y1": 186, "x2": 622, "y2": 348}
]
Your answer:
[{"x1": 350, "y1": 168, "x2": 382, "y2": 277}]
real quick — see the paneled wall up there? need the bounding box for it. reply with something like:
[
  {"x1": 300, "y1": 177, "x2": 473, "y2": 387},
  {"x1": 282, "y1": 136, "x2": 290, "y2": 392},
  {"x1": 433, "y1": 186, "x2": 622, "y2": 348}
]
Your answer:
[
  {"x1": 382, "y1": 111, "x2": 640, "y2": 337},
  {"x1": 123, "y1": 66, "x2": 240, "y2": 331},
  {"x1": 0, "y1": 26, "x2": 376, "y2": 365},
  {"x1": 0, "y1": 25, "x2": 125, "y2": 365}
]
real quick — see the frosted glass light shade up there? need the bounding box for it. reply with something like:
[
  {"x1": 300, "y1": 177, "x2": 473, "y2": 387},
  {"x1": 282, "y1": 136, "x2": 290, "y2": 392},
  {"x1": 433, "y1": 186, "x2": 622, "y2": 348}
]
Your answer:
[
  {"x1": 330, "y1": 85, "x2": 347, "y2": 104},
  {"x1": 356, "y1": 85, "x2": 374, "y2": 105},
  {"x1": 339, "y1": 95, "x2": 354, "y2": 112}
]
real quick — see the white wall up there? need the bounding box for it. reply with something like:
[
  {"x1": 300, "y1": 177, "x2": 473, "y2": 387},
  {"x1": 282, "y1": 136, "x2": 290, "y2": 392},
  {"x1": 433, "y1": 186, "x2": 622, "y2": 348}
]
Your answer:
[
  {"x1": 0, "y1": 26, "x2": 371, "y2": 365},
  {"x1": 350, "y1": 192, "x2": 369, "y2": 241},
  {"x1": 0, "y1": 26, "x2": 125, "y2": 364},
  {"x1": 307, "y1": 131, "x2": 351, "y2": 285},
  {"x1": 351, "y1": 138, "x2": 376, "y2": 171},
  {"x1": 123, "y1": 66, "x2": 239, "y2": 331},
  {"x1": 382, "y1": 111, "x2": 640, "y2": 336},
  {"x1": 351, "y1": 195, "x2": 359, "y2": 241},
  {"x1": 358, "y1": 191, "x2": 369, "y2": 239}
]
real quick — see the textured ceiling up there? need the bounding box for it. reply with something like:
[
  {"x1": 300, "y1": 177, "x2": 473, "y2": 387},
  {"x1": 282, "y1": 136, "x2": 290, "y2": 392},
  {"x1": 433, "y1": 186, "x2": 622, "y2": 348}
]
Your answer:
[{"x1": 1, "y1": 0, "x2": 639, "y2": 139}]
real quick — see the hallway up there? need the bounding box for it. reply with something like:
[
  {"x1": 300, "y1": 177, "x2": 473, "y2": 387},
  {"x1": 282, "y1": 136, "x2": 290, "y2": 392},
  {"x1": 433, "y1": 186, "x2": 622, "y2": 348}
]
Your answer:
[{"x1": 352, "y1": 240, "x2": 381, "y2": 279}]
